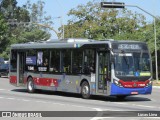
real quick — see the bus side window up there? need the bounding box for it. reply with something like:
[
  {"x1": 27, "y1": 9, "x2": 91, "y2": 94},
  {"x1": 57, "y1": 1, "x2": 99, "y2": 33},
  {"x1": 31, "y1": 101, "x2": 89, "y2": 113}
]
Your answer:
[
  {"x1": 83, "y1": 49, "x2": 95, "y2": 74},
  {"x1": 43, "y1": 58, "x2": 48, "y2": 66},
  {"x1": 50, "y1": 50, "x2": 60, "y2": 73},
  {"x1": 10, "y1": 50, "x2": 17, "y2": 72},
  {"x1": 61, "y1": 50, "x2": 71, "y2": 73},
  {"x1": 72, "y1": 49, "x2": 83, "y2": 74},
  {"x1": 37, "y1": 50, "x2": 49, "y2": 72},
  {"x1": 26, "y1": 49, "x2": 37, "y2": 72},
  {"x1": 43, "y1": 50, "x2": 49, "y2": 68}
]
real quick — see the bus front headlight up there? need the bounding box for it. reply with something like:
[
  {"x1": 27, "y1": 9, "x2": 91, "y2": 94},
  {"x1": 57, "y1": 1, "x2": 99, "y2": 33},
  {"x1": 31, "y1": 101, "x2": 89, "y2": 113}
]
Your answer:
[
  {"x1": 114, "y1": 79, "x2": 123, "y2": 87},
  {"x1": 146, "y1": 80, "x2": 152, "y2": 87}
]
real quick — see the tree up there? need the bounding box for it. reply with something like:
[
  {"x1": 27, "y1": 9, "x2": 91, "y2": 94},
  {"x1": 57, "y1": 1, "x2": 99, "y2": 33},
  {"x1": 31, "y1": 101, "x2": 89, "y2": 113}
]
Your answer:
[
  {"x1": 0, "y1": 0, "x2": 51, "y2": 59},
  {"x1": 0, "y1": 0, "x2": 51, "y2": 44},
  {"x1": 19, "y1": 28, "x2": 51, "y2": 43},
  {"x1": 64, "y1": 0, "x2": 160, "y2": 78},
  {"x1": 20, "y1": 0, "x2": 52, "y2": 42},
  {"x1": 25, "y1": 0, "x2": 53, "y2": 26},
  {"x1": 0, "y1": 13, "x2": 9, "y2": 52},
  {"x1": 64, "y1": 1, "x2": 146, "y2": 40},
  {"x1": 0, "y1": 0, "x2": 17, "y2": 19}
]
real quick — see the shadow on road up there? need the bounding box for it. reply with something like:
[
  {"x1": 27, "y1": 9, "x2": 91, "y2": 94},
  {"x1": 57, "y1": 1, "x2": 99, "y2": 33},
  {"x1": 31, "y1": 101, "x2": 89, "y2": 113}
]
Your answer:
[{"x1": 11, "y1": 89, "x2": 151, "y2": 102}]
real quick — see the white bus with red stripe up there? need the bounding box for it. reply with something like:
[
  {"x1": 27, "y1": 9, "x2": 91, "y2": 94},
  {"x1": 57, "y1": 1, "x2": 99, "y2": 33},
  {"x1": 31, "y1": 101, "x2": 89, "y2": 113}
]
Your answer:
[{"x1": 9, "y1": 38, "x2": 152, "y2": 99}]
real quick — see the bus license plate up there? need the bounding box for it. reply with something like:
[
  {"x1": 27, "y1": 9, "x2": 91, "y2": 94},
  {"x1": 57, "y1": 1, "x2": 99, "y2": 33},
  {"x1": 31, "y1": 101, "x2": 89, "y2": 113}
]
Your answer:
[{"x1": 131, "y1": 92, "x2": 138, "y2": 95}]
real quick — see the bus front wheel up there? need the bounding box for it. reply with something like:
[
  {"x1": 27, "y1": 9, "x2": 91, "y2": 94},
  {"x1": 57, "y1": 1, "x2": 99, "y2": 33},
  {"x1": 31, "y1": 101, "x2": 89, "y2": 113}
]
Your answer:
[
  {"x1": 27, "y1": 77, "x2": 35, "y2": 93},
  {"x1": 81, "y1": 81, "x2": 90, "y2": 99}
]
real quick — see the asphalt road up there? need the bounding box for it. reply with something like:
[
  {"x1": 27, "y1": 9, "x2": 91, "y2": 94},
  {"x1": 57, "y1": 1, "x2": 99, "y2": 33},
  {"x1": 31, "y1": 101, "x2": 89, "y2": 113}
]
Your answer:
[{"x1": 0, "y1": 77, "x2": 160, "y2": 120}]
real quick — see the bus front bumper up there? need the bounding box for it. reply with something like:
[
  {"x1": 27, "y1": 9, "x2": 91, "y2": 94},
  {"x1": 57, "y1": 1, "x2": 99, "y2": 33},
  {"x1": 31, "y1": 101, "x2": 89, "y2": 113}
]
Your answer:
[{"x1": 110, "y1": 83, "x2": 152, "y2": 96}]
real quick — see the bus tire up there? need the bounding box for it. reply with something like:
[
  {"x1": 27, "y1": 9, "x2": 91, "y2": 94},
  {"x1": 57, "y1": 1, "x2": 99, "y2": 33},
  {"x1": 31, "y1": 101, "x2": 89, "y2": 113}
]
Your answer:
[
  {"x1": 81, "y1": 81, "x2": 90, "y2": 99},
  {"x1": 27, "y1": 77, "x2": 35, "y2": 93}
]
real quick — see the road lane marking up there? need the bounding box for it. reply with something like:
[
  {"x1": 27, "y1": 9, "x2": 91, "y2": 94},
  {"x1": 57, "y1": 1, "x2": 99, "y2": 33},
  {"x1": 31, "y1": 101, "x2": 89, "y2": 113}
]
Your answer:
[
  {"x1": 151, "y1": 99, "x2": 157, "y2": 102},
  {"x1": 1, "y1": 88, "x2": 160, "y2": 111},
  {"x1": 0, "y1": 95, "x2": 100, "y2": 111},
  {"x1": 0, "y1": 89, "x2": 5, "y2": 91},
  {"x1": 135, "y1": 104, "x2": 155, "y2": 108},
  {"x1": 115, "y1": 102, "x2": 159, "y2": 109},
  {"x1": 102, "y1": 109, "x2": 124, "y2": 111},
  {"x1": 114, "y1": 103, "x2": 128, "y2": 105},
  {"x1": 90, "y1": 98, "x2": 160, "y2": 110},
  {"x1": 21, "y1": 99, "x2": 30, "y2": 102},
  {"x1": 1, "y1": 94, "x2": 160, "y2": 110},
  {"x1": 6, "y1": 98, "x2": 15, "y2": 100},
  {"x1": 91, "y1": 108, "x2": 118, "y2": 120},
  {"x1": 91, "y1": 108, "x2": 103, "y2": 120},
  {"x1": 1, "y1": 95, "x2": 160, "y2": 119},
  {"x1": 35, "y1": 100, "x2": 52, "y2": 104}
]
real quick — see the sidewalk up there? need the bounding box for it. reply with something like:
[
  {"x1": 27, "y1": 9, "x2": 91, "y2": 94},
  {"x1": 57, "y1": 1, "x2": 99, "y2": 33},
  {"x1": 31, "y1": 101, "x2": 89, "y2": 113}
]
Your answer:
[
  {"x1": 153, "y1": 86, "x2": 160, "y2": 88},
  {"x1": 152, "y1": 80, "x2": 160, "y2": 88}
]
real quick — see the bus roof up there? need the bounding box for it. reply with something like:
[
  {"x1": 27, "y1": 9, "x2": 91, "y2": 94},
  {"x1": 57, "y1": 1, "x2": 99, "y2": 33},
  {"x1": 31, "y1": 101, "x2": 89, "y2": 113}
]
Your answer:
[{"x1": 10, "y1": 38, "x2": 146, "y2": 50}]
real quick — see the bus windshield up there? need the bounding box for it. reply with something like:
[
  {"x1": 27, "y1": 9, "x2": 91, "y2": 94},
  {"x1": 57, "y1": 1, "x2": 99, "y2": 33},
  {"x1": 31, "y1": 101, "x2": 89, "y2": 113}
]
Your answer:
[{"x1": 114, "y1": 52, "x2": 151, "y2": 77}]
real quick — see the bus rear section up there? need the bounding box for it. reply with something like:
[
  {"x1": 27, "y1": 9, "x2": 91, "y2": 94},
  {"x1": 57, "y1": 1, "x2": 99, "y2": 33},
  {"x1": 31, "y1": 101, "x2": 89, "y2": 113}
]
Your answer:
[{"x1": 10, "y1": 51, "x2": 26, "y2": 86}]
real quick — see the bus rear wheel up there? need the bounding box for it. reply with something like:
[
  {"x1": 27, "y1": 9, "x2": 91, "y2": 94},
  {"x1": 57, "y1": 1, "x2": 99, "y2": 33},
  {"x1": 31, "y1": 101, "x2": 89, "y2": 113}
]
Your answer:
[
  {"x1": 81, "y1": 81, "x2": 90, "y2": 99},
  {"x1": 27, "y1": 77, "x2": 35, "y2": 93}
]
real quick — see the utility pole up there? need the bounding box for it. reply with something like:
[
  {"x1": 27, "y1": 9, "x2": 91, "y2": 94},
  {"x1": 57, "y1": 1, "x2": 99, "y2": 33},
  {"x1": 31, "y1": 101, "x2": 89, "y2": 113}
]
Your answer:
[{"x1": 101, "y1": 2, "x2": 158, "y2": 82}]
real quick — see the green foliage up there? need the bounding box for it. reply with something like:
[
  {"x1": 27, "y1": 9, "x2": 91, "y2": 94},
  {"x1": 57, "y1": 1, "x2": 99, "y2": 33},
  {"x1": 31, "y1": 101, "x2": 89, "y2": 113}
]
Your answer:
[
  {"x1": 0, "y1": 0, "x2": 18, "y2": 19},
  {"x1": 25, "y1": 0, "x2": 53, "y2": 26},
  {"x1": 20, "y1": 28, "x2": 51, "y2": 42},
  {"x1": 62, "y1": 0, "x2": 160, "y2": 78},
  {"x1": 0, "y1": 13, "x2": 9, "y2": 53},
  {"x1": 65, "y1": 1, "x2": 146, "y2": 41},
  {"x1": 0, "y1": 0, "x2": 52, "y2": 59}
]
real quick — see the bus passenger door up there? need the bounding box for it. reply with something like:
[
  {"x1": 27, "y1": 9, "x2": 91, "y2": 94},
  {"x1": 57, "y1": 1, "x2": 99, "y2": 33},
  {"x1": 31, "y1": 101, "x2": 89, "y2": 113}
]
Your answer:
[
  {"x1": 97, "y1": 51, "x2": 111, "y2": 94},
  {"x1": 17, "y1": 52, "x2": 25, "y2": 86}
]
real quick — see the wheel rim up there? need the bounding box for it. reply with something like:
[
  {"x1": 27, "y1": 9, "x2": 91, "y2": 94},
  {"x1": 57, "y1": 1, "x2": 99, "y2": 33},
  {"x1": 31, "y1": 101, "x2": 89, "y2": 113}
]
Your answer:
[
  {"x1": 28, "y1": 81, "x2": 33, "y2": 91},
  {"x1": 82, "y1": 85, "x2": 89, "y2": 95}
]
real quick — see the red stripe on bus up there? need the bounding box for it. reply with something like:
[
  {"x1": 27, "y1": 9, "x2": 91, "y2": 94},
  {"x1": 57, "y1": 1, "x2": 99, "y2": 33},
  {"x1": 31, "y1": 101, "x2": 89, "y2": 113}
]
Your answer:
[
  {"x1": 33, "y1": 77, "x2": 59, "y2": 87},
  {"x1": 119, "y1": 80, "x2": 149, "y2": 88}
]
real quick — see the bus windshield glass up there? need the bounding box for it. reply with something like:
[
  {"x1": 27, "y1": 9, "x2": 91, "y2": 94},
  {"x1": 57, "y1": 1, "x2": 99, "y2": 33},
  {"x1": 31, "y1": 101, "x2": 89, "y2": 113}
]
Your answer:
[{"x1": 114, "y1": 52, "x2": 151, "y2": 77}]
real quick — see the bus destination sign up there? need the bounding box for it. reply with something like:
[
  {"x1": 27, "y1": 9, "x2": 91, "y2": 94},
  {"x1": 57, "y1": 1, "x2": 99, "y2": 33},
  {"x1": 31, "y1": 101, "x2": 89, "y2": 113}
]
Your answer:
[{"x1": 118, "y1": 44, "x2": 141, "y2": 50}]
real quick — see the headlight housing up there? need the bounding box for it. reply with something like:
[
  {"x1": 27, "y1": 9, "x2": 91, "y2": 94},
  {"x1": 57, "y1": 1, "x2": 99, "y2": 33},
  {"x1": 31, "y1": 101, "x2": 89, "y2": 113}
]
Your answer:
[
  {"x1": 146, "y1": 80, "x2": 152, "y2": 87},
  {"x1": 114, "y1": 79, "x2": 123, "y2": 87}
]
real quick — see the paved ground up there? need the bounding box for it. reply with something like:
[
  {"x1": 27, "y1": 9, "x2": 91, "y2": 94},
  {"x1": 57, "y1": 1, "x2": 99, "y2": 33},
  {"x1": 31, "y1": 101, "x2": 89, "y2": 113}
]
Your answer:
[{"x1": 0, "y1": 77, "x2": 160, "y2": 120}]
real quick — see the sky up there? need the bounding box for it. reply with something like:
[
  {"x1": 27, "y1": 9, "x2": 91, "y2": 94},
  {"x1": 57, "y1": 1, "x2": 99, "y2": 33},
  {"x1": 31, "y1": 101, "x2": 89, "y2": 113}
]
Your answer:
[{"x1": 17, "y1": 0, "x2": 160, "y2": 39}]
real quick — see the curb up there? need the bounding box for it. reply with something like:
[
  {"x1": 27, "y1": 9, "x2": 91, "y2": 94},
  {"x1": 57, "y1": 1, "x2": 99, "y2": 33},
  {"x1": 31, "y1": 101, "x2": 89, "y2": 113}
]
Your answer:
[{"x1": 153, "y1": 86, "x2": 160, "y2": 89}]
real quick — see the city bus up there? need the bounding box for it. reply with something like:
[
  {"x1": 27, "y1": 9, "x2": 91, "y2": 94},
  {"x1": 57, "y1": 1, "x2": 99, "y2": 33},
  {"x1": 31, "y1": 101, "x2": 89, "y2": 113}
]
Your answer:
[{"x1": 9, "y1": 38, "x2": 152, "y2": 99}]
